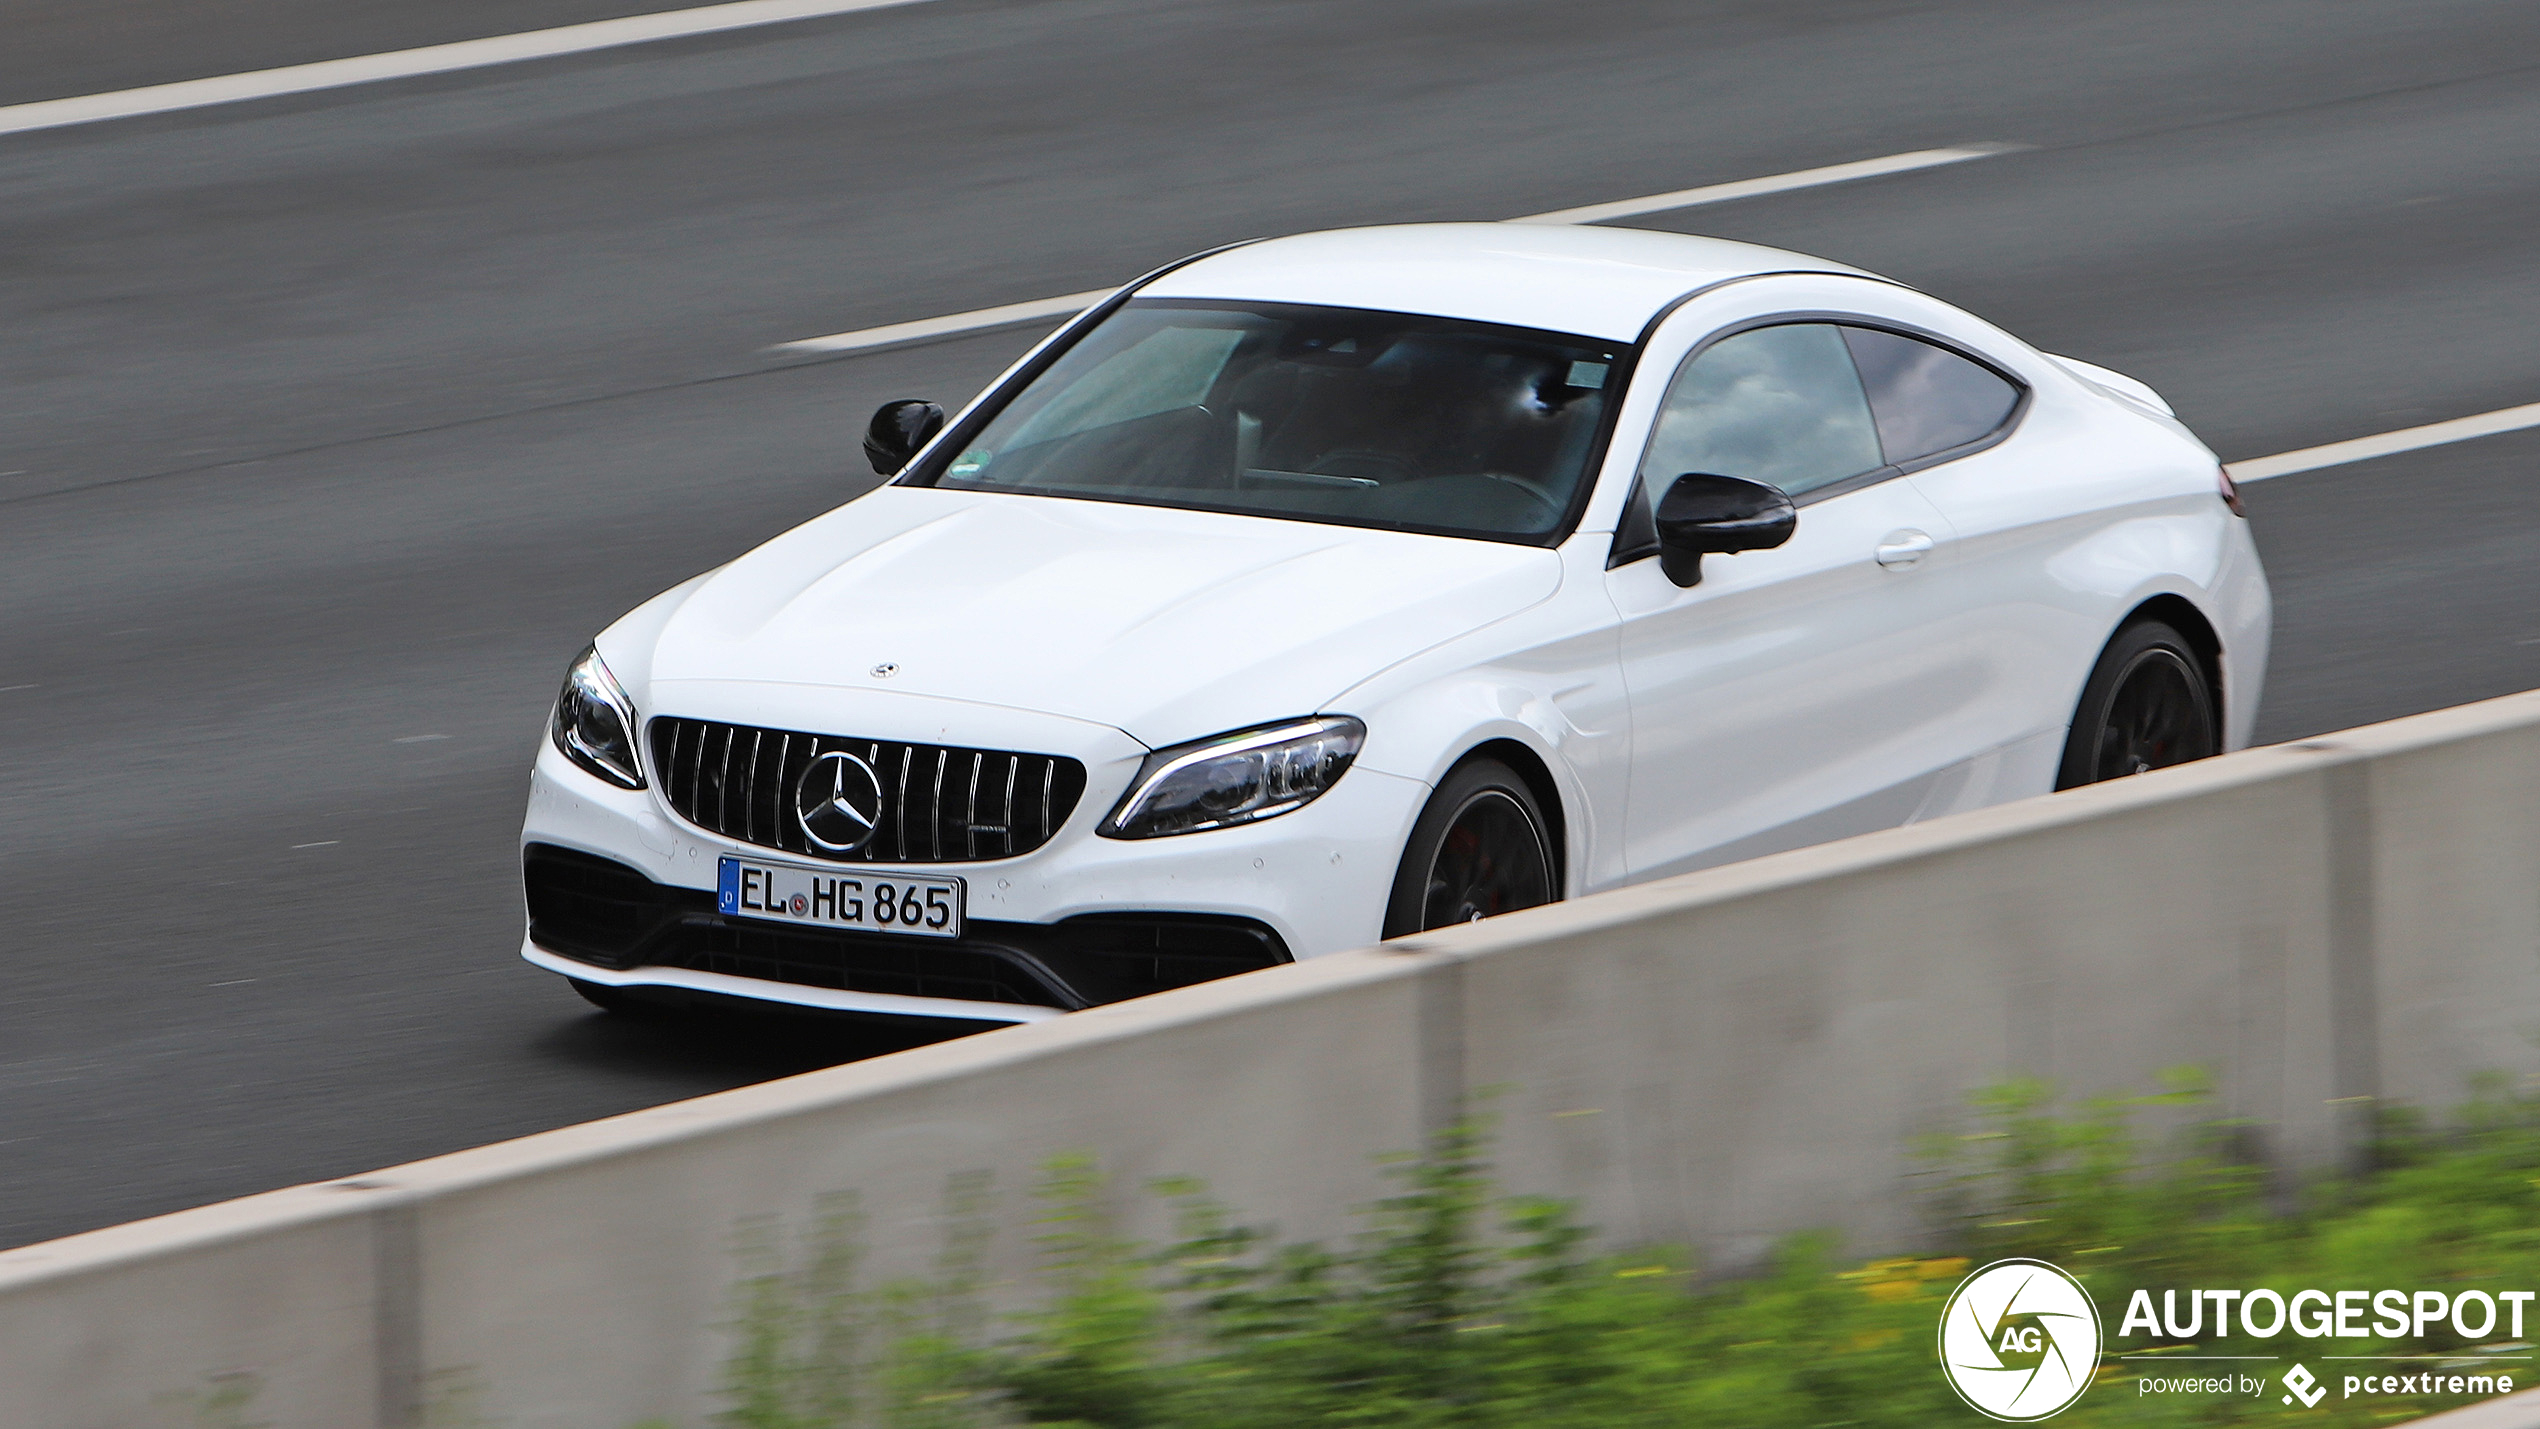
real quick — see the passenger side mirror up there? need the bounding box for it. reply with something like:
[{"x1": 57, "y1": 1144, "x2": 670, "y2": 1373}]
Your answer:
[
  {"x1": 1655, "y1": 473, "x2": 1796, "y2": 587},
  {"x1": 863, "y1": 399, "x2": 947, "y2": 475}
]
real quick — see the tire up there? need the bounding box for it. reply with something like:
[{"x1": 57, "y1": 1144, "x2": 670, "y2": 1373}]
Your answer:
[
  {"x1": 2054, "y1": 619, "x2": 2220, "y2": 791},
  {"x1": 1382, "y1": 758, "x2": 1558, "y2": 938}
]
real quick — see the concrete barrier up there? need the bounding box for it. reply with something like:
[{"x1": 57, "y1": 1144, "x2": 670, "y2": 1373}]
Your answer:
[
  {"x1": 2406, "y1": 1386, "x2": 2540, "y2": 1429},
  {"x1": 9, "y1": 688, "x2": 2540, "y2": 1427}
]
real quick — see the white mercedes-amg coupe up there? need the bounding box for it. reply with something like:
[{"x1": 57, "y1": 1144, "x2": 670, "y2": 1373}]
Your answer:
[{"x1": 521, "y1": 222, "x2": 2270, "y2": 1024}]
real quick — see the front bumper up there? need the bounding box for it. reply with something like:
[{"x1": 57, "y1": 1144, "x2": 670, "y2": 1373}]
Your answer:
[
  {"x1": 524, "y1": 840, "x2": 1293, "y2": 1020},
  {"x1": 520, "y1": 730, "x2": 1427, "y2": 1021}
]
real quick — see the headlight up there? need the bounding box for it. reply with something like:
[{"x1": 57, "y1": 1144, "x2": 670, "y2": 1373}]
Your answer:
[
  {"x1": 1099, "y1": 716, "x2": 1364, "y2": 839},
  {"x1": 550, "y1": 645, "x2": 645, "y2": 790}
]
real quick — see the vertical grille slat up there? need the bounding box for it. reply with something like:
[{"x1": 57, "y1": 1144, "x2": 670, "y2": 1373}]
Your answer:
[
  {"x1": 741, "y1": 729, "x2": 766, "y2": 846},
  {"x1": 964, "y1": 752, "x2": 983, "y2": 859},
  {"x1": 711, "y1": 725, "x2": 736, "y2": 833},
  {"x1": 665, "y1": 721, "x2": 694, "y2": 814},
  {"x1": 904, "y1": 751, "x2": 924, "y2": 862},
  {"x1": 646, "y1": 718, "x2": 1083, "y2": 864},
  {"x1": 929, "y1": 749, "x2": 948, "y2": 860},
  {"x1": 687, "y1": 720, "x2": 710, "y2": 821},
  {"x1": 867, "y1": 744, "x2": 884, "y2": 859},
  {"x1": 767, "y1": 734, "x2": 793, "y2": 852},
  {"x1": 1001, "y1": 756, "x2": 1019, "y2": 858}
]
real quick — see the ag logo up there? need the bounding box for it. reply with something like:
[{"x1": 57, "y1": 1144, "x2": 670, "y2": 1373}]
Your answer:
[{"x1": 1939, "y1": 1258, "x2": 2102, "y2": 1421}]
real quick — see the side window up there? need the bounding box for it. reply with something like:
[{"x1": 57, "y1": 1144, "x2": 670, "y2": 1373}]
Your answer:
[
  {"x1": 1637, "y1": 323, "x2": 1884, "y2": 499},
  {"x1": 1839, "y1": 326, "x2": 2021, "y2": 465}
]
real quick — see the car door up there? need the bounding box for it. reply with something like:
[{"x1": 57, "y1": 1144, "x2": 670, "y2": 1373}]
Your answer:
[
  {"x1": 1847, "y1": 322, "x2": 2077, "y2": 802},
  {"x1": 1605, "y1": 318, "x2": 1982, "y2": 881}
]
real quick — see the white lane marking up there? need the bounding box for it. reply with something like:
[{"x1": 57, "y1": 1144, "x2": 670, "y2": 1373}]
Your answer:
[
  {"x1": 393, "y1": 733, "x2": 452, "y2": 743},
  {"x1": 1503, "y1": 145, "x2": 2019, "y2": 226},
  {"x1": 291, "y1": 840, "x2": 341, "y2": 849},
  {"x1": 2228, "y1": 400, "x2": 2540, "y2": 482},
  {"x1": 773, "y1": 288, "x2": 1117, "y2": 357},
  {"x1": 769, "y1": 144, "x2": 2023, "y2": 357},
  {"x1": 0, "y1": 0, "x2": 932, "y2": 139}
]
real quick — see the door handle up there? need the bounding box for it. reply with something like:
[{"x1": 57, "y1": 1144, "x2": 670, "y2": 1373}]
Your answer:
[{"x1": 1875, "y1": 530, "x2": 1935, "y2": 569}]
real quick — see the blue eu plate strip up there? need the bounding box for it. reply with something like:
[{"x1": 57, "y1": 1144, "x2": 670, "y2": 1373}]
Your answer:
[{"x1": 717, "y1": 857, "x2": 740, "y2": 915}]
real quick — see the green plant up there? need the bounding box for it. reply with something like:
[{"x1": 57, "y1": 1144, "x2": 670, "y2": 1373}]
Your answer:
[
  {"x1": 688, "y1": 1080, "x2": 2540, "y2": 1427},
  {"x1": 709, "y1": 1183, "x2": 1007, "y2": 1429},
  {"x1": 159, "y1": 1372, "x2": 268, "y2": 1429}
]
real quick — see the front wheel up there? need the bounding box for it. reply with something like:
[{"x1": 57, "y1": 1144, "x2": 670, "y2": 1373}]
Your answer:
[
  {"x1": 1383, "y1": 758, "x2": 1557, "y2": 938},
  {"x1": 2055, "y1": 619, "x2": 2220, "y2": 790}
]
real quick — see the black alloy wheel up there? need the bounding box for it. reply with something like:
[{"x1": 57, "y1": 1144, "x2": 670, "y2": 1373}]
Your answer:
[
  {"x1": 1384, "y1": 758, "x2": 1557, "y2": 937},
  {"x1": 2055, "y1": 619, "x2": 2220, "y2": 790}
]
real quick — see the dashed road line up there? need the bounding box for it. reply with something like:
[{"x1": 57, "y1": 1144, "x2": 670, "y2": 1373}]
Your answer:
[
  {"x1": 2228, "y1": 400, "x2": 2540, "y2": 482},
  {"x1": 0, "y1": 0, "x2": 932, "y2": 139},
  {"x1": 1504, "y1": 145, "x2": 2020, "y2": 226},
  {"x1": 768, "y1": 144, "x2": 2022, "y2": 357},
  {"x1": 773, "y1": 288, "x2": 1117, "y2": 358}
]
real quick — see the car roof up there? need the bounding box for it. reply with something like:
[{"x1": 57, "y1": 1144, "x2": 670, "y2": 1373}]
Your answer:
[{"x1": 1136, "y1": 223, "x2": 1879, "y2": 344}]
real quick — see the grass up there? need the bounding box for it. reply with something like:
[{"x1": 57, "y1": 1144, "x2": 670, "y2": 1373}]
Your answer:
[{"x1": 683, "y1": 1073, "x2": 2540, "y2": 1427}]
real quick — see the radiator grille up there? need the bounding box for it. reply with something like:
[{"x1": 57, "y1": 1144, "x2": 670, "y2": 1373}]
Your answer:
[{"x1": 647, "y1": 718, "x2": 1086, "y2": 863}]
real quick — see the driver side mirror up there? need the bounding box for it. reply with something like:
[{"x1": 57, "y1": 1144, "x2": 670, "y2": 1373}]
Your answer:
[
  {"x1": 1656, "y1": 473, "x2": 1797, "y2": 587},
  {"x1": 863, "y1": 399, "x2": 947, "y2": 475}
]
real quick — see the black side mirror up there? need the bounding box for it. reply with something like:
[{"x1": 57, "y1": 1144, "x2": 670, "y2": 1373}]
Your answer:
[
  {"x1": 863, "y1": 399, "x2": 947, "y2": 475},
  {"x1": 1656, "y1": 473, "x2": 1796, "y2": 587}
]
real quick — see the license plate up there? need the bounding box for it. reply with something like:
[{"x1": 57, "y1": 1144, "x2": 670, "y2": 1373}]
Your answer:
[{"x1": 717, "y1": 857, "x2": 963, "y2": 939}]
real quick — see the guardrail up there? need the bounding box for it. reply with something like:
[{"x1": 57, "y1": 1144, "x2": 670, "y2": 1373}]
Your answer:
[{"x1": 10, "y1": 689, "x2": 2540, "y2": 1427}]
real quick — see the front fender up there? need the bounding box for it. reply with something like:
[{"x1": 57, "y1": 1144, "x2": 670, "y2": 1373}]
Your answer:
[{"x1": 1326, "y1": 540, "x2": 1629, "y2": 894}]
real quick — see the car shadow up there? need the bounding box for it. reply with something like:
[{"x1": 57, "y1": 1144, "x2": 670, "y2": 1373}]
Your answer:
[{"x1": 529, "y1": 994, "x2": 993, "y2": 1086}]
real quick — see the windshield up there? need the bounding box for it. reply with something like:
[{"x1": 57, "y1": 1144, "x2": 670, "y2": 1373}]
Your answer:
[{"x1": 903, "y1": 299, "x2": 1624, "y2": 543}]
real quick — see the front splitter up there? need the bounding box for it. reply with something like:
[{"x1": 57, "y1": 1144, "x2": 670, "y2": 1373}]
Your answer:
[{"x1": 520, "y1": 937, "x2": 1066, "y2": 1024}]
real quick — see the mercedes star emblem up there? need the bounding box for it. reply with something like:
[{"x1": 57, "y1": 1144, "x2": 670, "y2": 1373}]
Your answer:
[{"x1": 794, "y1": 750, "x2": 885, "y2": 853}]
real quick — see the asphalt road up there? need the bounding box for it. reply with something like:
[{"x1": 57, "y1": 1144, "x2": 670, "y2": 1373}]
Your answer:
[{"x1": 5, "y1": 0, "x2": 2539, "y2": 1249}]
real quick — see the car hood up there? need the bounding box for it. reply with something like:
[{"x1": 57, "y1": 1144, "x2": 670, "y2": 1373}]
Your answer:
[{"x1": 641, "y1": 487, "x2": 1563, "y2": 747}]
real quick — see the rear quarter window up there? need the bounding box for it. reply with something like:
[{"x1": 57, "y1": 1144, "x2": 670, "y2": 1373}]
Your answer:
[{"x1": 1839, "y1": 326, "x2": 2022, "y2": 465}]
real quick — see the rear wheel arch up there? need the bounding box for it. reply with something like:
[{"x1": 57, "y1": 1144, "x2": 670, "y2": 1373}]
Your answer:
[
  {"x1": 2057, "y1": 607, "x2": 2222, "y2": 790},
  {"x1": 2118, "y1": 594, "x2": 2225, "y2": 734}
]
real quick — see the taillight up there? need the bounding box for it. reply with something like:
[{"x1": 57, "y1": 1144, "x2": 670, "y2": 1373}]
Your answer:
[{"x1": 2217, "y1": 467, "x2": 2247, "y2": 517}]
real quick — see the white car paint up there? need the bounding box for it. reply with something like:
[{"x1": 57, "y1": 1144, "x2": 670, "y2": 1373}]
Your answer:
[
  {"x1": 641, "y1": 492, "x2": 1562, "y2": 748},
  {"x1": 521, "y1": 222, "x2": 2271, "y2": 1022}
]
